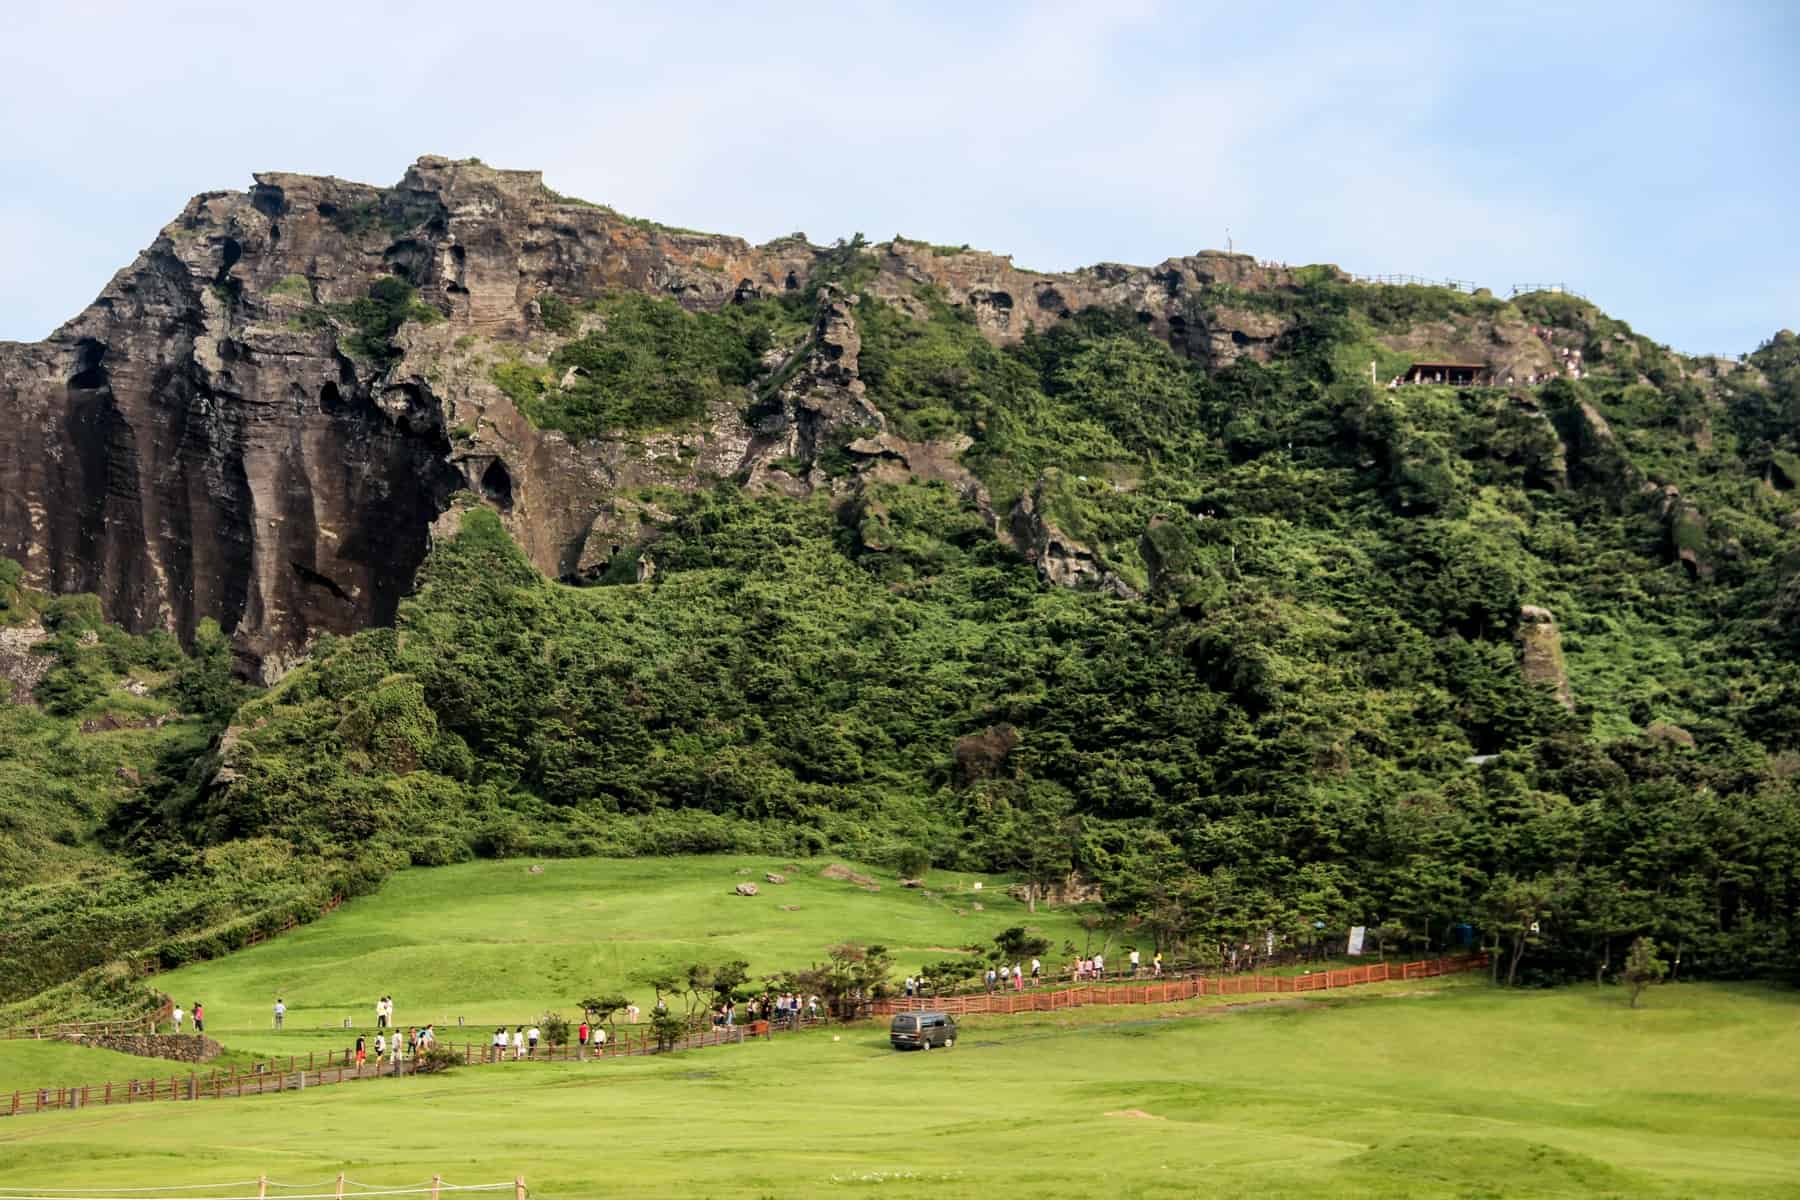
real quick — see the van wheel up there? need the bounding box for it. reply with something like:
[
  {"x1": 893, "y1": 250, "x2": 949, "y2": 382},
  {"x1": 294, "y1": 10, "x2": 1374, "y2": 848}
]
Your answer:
[
  {"x1": 944, "y1": 1036, "x2": 955, "y2": 1049},
  {"x1": 922, "y1": 1038, "x2": 932, "y2": 1051}
]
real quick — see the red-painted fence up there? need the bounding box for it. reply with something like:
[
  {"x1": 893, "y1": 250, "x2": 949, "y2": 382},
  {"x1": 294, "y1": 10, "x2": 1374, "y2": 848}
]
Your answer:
[{"x1": 870, "y1": 954, "x2": 1489, "y2": 1017}]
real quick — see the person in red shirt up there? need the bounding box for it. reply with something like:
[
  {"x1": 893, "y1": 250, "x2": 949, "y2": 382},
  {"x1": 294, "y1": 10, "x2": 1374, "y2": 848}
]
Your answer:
[
  {"x1": 192, "y1": 1001, "x2": 204, "y2": 1034},
  {"x1": 578, "y1": 1020, "x2": 590, "y2": 1060}
]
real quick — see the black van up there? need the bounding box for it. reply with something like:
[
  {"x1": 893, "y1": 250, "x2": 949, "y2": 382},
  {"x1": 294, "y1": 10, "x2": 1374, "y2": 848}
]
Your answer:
[{"x1": 890, "y1": 1011, "x2": 956, "y2": 1050}]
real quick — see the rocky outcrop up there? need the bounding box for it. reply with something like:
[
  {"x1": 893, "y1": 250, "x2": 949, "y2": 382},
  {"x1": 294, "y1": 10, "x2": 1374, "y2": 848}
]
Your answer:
[
  {"x1": 0, "y1": 622, "x2": 51, "y2": 703},
  {"x1": 1650, "y1": 483, "x2": 1713, "y2": 579},
  {"x1": 1517, "y1": 605, "x2": 1574, "y2": 710},
  {"x1": 1008, "y1": 478, "x2": 1139, "y2": 598},
  {"x1": 743, "y1": 287, "x2": 886, "y2": 496},
  {"x1": 0, "y1": 156, "x2": 1343, "y2": 670}
]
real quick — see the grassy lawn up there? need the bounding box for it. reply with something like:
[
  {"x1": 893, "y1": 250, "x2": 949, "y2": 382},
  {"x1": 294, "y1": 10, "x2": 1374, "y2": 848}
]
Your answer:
[
  {"x1": 4, "y1": 855, "x2": 1094, "y2": 1075},
  {"x1": 2, "y1": 981, "x2": 1797, "y2": 1197}
]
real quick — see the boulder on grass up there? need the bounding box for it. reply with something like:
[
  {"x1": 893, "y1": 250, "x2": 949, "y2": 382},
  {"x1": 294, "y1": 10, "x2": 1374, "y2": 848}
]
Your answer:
[{"x1": 734, "y1": 882, "x2": 759, "y2": 896}]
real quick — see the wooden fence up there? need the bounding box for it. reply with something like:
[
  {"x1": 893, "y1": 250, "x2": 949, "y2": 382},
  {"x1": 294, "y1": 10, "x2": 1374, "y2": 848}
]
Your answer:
[
  {"x1": 871, "y1": 953, "x2": 1489, "y2": 1018},
  {"x1": 6, "y1": 955, "x2": 1487, "y2": 1118},
  {"x1": 2, "y1": 994, "x2": 173, "y2": 1041},
  {"x1": 0, "y1": 1172, "x2": 525, "y2": 1198},
  {"x1": 3, "y1": 1016, "x2": 815, "y2": 1117}
]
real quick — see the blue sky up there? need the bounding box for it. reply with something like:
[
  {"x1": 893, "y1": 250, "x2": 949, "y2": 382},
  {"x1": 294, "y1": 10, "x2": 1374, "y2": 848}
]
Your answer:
[{"x1": 1, "y1": 1, "x2": 1792, "y2": 353}]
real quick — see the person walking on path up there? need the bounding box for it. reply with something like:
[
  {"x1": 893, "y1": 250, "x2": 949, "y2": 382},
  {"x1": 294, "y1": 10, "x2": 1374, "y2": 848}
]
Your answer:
[
  {"x1": 171, "y1": 1004, "x2": 184, "y2": 1034},
  {"x1": 1030, "y1": 958, "x2": 1041, "y2": 985},
  {"x1": 355, "y1": 1034, "x2": 367, "y2": 1069},
  {"x1": 1153, "y1": 950, "x2": 1163, "y2": 978},
  {"x1": 578, "y1": 1020, "x2": 590, "y2": 1060},
  {"x1": 593, "y1": 1022, "x2": 608, "y2": 1053},
  {"x1": 491, "y1": 1026, "x2": 507, "y2": 1063},
  {"x1": 627, "y1": 1003, "x2": 640, "y2": 1024},
  {"x1": 1094, "y1": 952, "x2": 1105, "y2": 980},
  {"x1": 374, "y1": 1031, "x2": 386, "y2": 1063},
  {"x1": 512, "y1": 1026, "x2": 525, "y2": 1061},
  {"x1": 1129, "y1": 948, "x2": 1141, "y2": 977},
  {"x1": 375, "y1": 997, "x2": 386, "y2": 1030},
  {"x1": 273, "y1": 998, "x2": 285, "y2": 1030},
  {"x1": 193, "y1": 1001, "x2": 204, "y2": 1034},
  {"x1": 1013, "y1": 964, "x2": 1023, "y2": 991},
  {"x1": 527, "y1": 1024, "x2": 540, "y2": 1057}
]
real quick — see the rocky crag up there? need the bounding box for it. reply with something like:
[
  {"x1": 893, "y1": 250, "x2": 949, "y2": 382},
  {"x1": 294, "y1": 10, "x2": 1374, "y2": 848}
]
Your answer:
[{"x1": 0, "y1": 155, "x2": 1745, "y2": 677}]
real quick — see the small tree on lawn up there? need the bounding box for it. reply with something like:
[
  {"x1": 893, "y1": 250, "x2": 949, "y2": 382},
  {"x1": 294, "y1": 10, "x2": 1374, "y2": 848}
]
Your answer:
[
  {"x1": 579, "y1": 992, "x2": 630, "y2": 1040},
  {"x1": 992, "y1": 926, "x2": 1050, "y2": 965},
  {"x1": 894, "y1": 844, "x2": 931, "y2": 880},
  {"x1": 539, "y1": 1012, "x2": 571, "y2": 1049},
  {"x1": 650, "y1": 1007, "x2": 688, "y2": 1052},
  {"x1": 1622, "y1": 936, "x2": 1668, "y2": 1008}
]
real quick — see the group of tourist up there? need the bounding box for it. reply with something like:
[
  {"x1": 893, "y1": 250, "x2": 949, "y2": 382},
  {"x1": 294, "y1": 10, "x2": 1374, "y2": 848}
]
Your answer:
[
  {"x1": 490, "y1": 1024, "x2": 543, "y2": 1060},
  {"x1": 898, "y1": 948, "x2": 1167, "y2": 998},
  {"x1": 354, "y1": 1023, "x2": 436, "y2": 1067},
  {"x1": 718, "y1": 992, "x2": 819, "y2": 1027},
  {"x1": 168, "y1": 1000, "x2": 203, "y2": 1034}
]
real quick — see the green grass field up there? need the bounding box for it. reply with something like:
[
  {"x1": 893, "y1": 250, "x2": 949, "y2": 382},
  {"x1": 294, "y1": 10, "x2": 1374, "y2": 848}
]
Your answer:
[
  {"x1": 3, "y1": 980, "x2": 1797, "y2": 1197},
  {"x1": 4, "y1": 855, "x2": 1092, "y2": 1075}
]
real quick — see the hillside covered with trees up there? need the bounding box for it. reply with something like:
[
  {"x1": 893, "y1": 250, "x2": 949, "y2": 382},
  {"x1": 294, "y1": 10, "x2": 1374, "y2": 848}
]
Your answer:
[{"x1": 4, "y1": 206, "x2": 1800, "y2": 1018}]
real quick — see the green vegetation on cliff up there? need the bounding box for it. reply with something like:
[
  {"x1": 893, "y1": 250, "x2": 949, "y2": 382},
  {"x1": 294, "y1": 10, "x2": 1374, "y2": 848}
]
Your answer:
[{"x1": 7, "y1": 267, "x2": 1800, "y2": 1020}]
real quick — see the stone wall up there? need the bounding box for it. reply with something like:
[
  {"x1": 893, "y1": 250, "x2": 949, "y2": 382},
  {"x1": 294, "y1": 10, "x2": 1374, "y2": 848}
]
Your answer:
[{"x1": 56, "y1": 1031, "x2": 222, "y2": 1064}]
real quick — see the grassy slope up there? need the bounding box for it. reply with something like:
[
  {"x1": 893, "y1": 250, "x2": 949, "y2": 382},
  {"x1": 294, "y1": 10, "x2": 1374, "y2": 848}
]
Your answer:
[
  {"x1": 2, "y1": 982, "x2": 1796, "y2": 1197},
  {"x1": 8, "y1": 855, "x2": 1090, "y2": 1068}
]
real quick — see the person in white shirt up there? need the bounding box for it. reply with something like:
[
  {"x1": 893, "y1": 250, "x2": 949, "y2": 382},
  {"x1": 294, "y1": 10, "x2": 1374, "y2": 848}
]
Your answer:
[
  {"x1": 172, "y1": 1005, "x2": 184, "y2": 1033},
  {"x1": 527, "y1": 1025, "x2": 540, "y2": 1057},
  {"x1": 594, "y1": 1023, "x2": 607, "y2": 1050},
  {"x1": 273, "y1": 999, "x2": 285, "y2": 1029},
  {"x1": 492, "y1": 1027, "x2": 507, "y2": 1062},
  {"x1": 1129, "y1": 948, "x2": 1141, "y2": 976},
  {"x1": 374, "y1": 1032, "x2": 386, "y2": 1060},
  {"x1": 512, "y1": 1026, "x2": 525, "y2": 1060},
  {"x1": 627, "y1": 1003, "x2": 641, "y2": 1024},
  {"x1": 1030, "y1": 958, "x2": 1041, "y2": 985},
  {"x1": 1094, "y1": 952, "x2": 1105, "y2": 979}
]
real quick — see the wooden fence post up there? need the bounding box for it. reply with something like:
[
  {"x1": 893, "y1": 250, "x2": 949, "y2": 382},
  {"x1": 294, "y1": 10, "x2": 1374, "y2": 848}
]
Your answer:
[
  {"x1": 430, "y1": 1176, "x2": 442, "y2": 1200},
  {"x1": 336, "y1": 1172, "x2": 346, "y2": 1198},
  {"x1": 257, "y1": 1175, "x2": 268, "y2": 1198},
  {"x1": 515, "y1": 1175, "x2": 527, "y2": 1200}
]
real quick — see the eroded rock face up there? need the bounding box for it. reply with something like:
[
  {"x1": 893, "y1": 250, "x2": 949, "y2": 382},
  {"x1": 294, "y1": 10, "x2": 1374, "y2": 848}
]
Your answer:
[
  {"x1": 1517, "y1": 604, "x2": 1574, "y2": 710},
  {"x1": 0, "y1": 157, "x2": 1331, "y2": 670},
  {"x1": 1008, "y1": 478, "x2": 1139, "y2": 599},
  {"x1": 0, "y1": 623, "x2": 51, "y2": 703}
]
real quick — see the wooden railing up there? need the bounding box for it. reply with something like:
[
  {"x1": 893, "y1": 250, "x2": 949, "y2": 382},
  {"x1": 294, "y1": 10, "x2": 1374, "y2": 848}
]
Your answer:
[
  {"x1": 2, "y1": 993, "x2": 172, "y2": 1041},
  {"x1": 2, "y1": 1016, "x2": 821, "y2": 1117},
  {"x1": 5, "y1": 956, "x2": 1487, "y2": 1118},
  {"x1": 871, "y1": 954, "x2": 1488, "y2": 1017}
]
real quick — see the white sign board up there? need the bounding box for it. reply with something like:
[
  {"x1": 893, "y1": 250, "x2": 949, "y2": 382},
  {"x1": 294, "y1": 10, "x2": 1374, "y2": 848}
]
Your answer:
[{"x1": 1347, "y1": 926, "x2": 1367, "y2": 956}]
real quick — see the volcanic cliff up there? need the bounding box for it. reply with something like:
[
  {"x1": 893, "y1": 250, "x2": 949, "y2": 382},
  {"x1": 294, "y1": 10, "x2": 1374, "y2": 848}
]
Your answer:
[{"x1": 0, "y1": 155, "x2": 1691, "y2": 677}]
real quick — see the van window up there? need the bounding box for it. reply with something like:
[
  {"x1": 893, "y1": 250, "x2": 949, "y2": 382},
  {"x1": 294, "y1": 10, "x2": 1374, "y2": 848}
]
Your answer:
[{"x1": 891, "y1": 1015, "x2": 918, "y2": 1030}]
